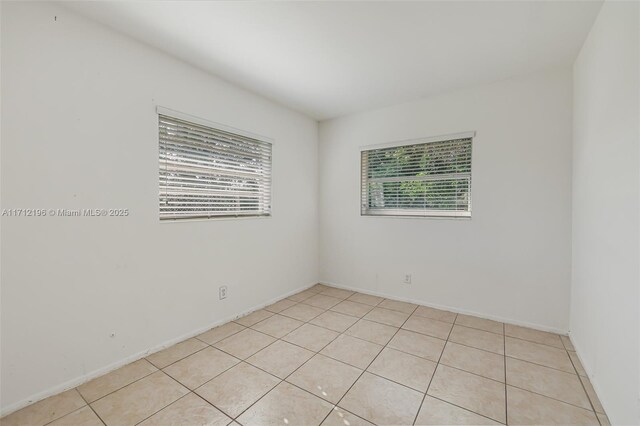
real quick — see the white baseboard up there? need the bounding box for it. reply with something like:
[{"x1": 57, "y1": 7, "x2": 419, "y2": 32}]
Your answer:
[
  {"x1": 320, "y1": 280, "x2": 569, "y2": 335},
  {"x1": 0, "y1": 282, "x2": 316, "y2": 418}
]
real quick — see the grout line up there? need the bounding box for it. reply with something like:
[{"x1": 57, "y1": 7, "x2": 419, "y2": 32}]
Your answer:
[
  {"x1": 567, "y1": 347, "x2": 602, "y2": 422},
  {"x1": 504, "y1": 354, "x2": 579, "y2": 375},
  {"x1": 15, "y1": 285, "x2": 581, "y2": 426},
  {"x1": 504, "y1": 322, "x2": 508, "y2": 426},
  {"x1": 77, "y1": 363, "x2": 160, "y2": 407},
  {"x1": 194, "y1": 293, "x2": 352, "y2": 423},
  {"x1": 133, "y1": 391, "x2": 195, "y2": 426},
  {"x1": 149, "y1": 343, "x2": 213, "y2": 370},
  {"x1": 504, "y1": 334, "x2": 569, "y2": 351},
  {"x1": 225, "y1": 323, "x2": 346, "y2": 422},
  {"x1": 425, "y1": 394, "x2": 506, "y2": 425},
  {"x1": 42, "y1": 393, "x2": 107, "y2": 426},
  {"x1": 194, "y1": 324, "x2": 248, "y2": 346},
  {"x1": 161, "y1": 362, "x2": 241, "y2": 419},
  {"x1": 429, "y1": 359, "x2": 504, "y2": 385},
  {"x1": 454, "y1": 317, "x2": 571, "y2": 351},
  {"x1": 193, "y1": 289, "x2": 579, "y2": 424},
  {"x1": 318, "y1": 302, "x2": 420, "y2": 425},
  {"x1": 446, "y1": 335, "x2": 504, "y2": 356},
  {"x1": 74, "y1": 390, "x2": 107, "y2": 426},
  {"x1": 454, "y1": 316, "x2": 505, "y2": 336},
  {"x1": 412, "y1": 312, "x2": 458, "y2": 425},
  {"x1": 158, "y1": 295, "x2": 594, "y2": 426},
  {"x1": 505, "y1": 384, "x2": 598, "y2": 413}
]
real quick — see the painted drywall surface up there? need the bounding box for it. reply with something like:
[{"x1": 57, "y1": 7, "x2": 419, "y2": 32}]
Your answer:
[
  {"x1": 0, "y1": 2, "x2": 318, "y2": 412},
  {"x1": 319, "y1": 68, "x2": 573, "y2": 333},
  {"x1": 571, "y1": 1, "x2": 640, "y2": 424}
]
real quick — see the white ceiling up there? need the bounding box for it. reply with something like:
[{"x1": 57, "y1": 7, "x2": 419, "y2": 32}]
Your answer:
[{"x1": 63, "y1": 1, "x2": 602, "y2": 120}]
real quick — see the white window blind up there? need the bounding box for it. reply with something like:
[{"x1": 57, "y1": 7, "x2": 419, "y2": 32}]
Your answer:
[
  {"x1": 361, "y1": 135, "x2": 472, "y2": 217},
  {"x1": 159, "y1": 113, "x2": 272, "y2": 220}
]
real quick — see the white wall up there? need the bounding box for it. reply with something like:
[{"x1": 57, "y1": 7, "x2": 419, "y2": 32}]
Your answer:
[
  {"x1": 0, "y1": 2, "x2": 318, "y2": 413},
  {"x1": 319, "y1": 68, "x2": 573, "y2": 333},
  {"x1": 571, "y1": 1, "x2": 640, "y2": 424}
]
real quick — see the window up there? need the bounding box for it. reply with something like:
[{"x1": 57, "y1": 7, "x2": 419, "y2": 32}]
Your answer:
[
  {"x1": 159, "y1": 110, "x2": 272, "y2": 220},
  {"x1": 361, "y1": 133, "x2": 473, "y2": 217}
]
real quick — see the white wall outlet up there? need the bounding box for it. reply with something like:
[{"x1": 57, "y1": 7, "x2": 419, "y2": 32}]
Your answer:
[
  {"x1": 219, "y1": 285, "x2": 228, "y2": 300},
  {"x1": 403, "y1": 274, "x2": 412, "y2": 284}
]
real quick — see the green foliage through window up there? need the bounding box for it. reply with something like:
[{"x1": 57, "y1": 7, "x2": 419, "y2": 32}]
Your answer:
[{"x1": 361, "y1": 137, "x2": 472, "y2": 217}]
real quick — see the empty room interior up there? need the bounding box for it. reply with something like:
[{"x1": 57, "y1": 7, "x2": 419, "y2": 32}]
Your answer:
[{"x1": 1, "y1": 1, "x2": 639, "y2": 425}]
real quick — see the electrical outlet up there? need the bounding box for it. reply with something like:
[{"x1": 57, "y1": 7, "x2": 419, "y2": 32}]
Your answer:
[
  {"x1": 219, "y1": 285, "x2": 228, "y2": 300},
  {"x1": 403, "y1": 274, "x2": 412, "y2": 284}
]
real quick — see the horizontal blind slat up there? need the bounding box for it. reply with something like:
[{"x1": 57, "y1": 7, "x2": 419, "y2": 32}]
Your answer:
[
  {"x1": 159, "y1": 114, "x2": 272, "y2": 220},
  {"x1": 362, "y1": 137, "x2": 472, "y2": 217}
]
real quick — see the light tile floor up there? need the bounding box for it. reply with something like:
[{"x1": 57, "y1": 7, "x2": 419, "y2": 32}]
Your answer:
[{"x1": 2, "y1": 284, "x2": 610, "y2": 426}]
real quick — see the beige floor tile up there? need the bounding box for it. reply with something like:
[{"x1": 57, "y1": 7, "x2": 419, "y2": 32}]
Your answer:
[
  {"x1": 288, "y1": 289, "x2": 319, "y2": 302},
  {"x1": 506, "y1": 357, "x2": 591, "y2": 409},
  {"x1": 282, "y1": 323, "x2": 340, "y2": 352},
  {"x1": 265, "y1": 298, "x2": 297, "y2": 313},
  {"x1": 579, "y1": 375, "x2": 605, "y2": 413},
  {"x1": 330, "y1": 300, "x2": 373, "y2": 318},
  {"x1": 568, "y1": 351, "x2": 588, "y2": 376},
  {"x1": 340, "y1": 372, "x2": 423, "y2": 425},
  {"x1": 428, "y1": 364, "x2": 506, "y2": 423},
  {"x1": 234, "y1": 309, "x2": 274, "y2": 327},
  {"x1": 413, "y1": 305, "x2": 457, "y2": 323},
  {"x1": 77, "y1": 359, "x2": 158, "y2": 403},
  {"x1": 347, "y1": 293, "x2": 384, "y2": 306},
  {"x1": 146, "y1": 338, "x2": 208, "y2": 369},
  {"x1": 287, "y1": 354, "x2": 362, "y2": 403},
  {"x1": 597, "y1": 412, "x2": 611, "y2": 425},
  {"x1": 455, "y1": 314, "x2": 504, "y2": 334},
  {"x1": 310, "y1": 311, "x2": 359, "y2": 333},
  {"x1": 388, "y1": 329, "x2": 446, "y2": 362},
  {"x1": 138, "y1": 393, "x2": 230, "y2": 426},
  {"x1": 505, "y1": 337, "x2": 574, "y2": 373},
  {"x1": 1, "y1": 389, "x2": 87, "y2": 426},
  {"x1": 91, "y1": 371, "x2": 188, "y2": 426},
  {"x1": 251, "y1": 314, "x2": 304, "y2": 338},
  {"x1": 303, "y1": 294, "x2": 343, "y2": 309},
  {"x1": 378, "y1": 299, "x2": 418, "y2": 314},
  {"x1": 505, "y1": 324, "x2": 564, "y2": 349},
  {"x1": 195, "y1": 362, "x2": 279, "y2": 418},
  {"x1": 214, "y1": 328, "x2": 276, "y2": 359},
  {"x1": 561, "y1": 335, "x2": 576, "y2": 351},
  {"x1": 440, "y1": 341, "x2": 505, "y2": 382},
  {"x1": 164, "y1": 346, "x2": 239, "y2": 389},
  {"x1": 237, "y1": 381, "x2": 334, "y2": 426},
  {"x1": 47, "y1": 406, "x2": 104, "y2": 426},
  {"x1": 367, "y1": 347, "x2": 436, "y2": 392},
  {"x1": 247, "y1": 340, "x2": 313, "y2": 378},
  {"x1": 415, "y1": 395, "x2": 502, "y2": 425},
  {"x1": 309, "y1": 284, "x2": 331, "y2": 292},
  {"x1": 322, "y1": 407, "x2": 374, "y2": 426},
  {"x1": 345, "y1": 319, "x2": 398, "y2": 345},
  {"x1": 196, "y1": 322, "x2": 245, "y2": 345},
  {"x1": 507, "y1": 386, "x2": 598, "y2": 425},
  {"x1": 363, "y1": 307, "x2": 410, "y2": 327},
  {"x1": 449, "y1": 325, "x2": 505, "y2": 355},
  {"x1": 321, "y1": 287, "x2": 355, "y2": 299},
  {"x1": 403, "y1": 315, "x2": 453, "y2": 339},
  {"x1": 280, "y1": 303, "x2": 325, "y2": 322},
  {"x1": 320, "y1": 334, "x2": 383, "y2": 369}
]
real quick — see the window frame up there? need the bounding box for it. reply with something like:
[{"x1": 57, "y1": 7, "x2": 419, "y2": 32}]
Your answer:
[
  {"x1": 157, "y1": 106, "x2": 274, "y2": 222},
  {"x1": 360, "y1": 131, "x2": 474, "y2": 219}
]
